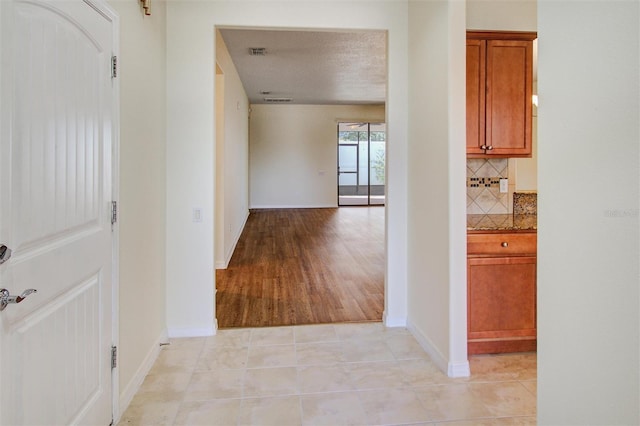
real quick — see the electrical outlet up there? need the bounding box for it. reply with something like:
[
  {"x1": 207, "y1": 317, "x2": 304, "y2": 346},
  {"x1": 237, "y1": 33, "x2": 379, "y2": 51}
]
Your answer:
[
  {"x1": 192, "y1": 208, "x2": 202, "y2": 222},
  {"x1": 499, "y1": 179, "x2": 509, "y2": 193}
]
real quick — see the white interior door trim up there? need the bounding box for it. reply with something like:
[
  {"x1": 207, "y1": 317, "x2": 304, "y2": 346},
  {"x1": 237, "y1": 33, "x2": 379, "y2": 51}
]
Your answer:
[{"x1": 81, "y1": 0, "x2": 121, "y2": 421}]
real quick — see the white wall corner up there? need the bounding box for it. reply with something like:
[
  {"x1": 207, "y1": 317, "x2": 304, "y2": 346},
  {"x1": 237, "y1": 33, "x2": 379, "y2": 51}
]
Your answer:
[
  {"x1": 167, "y1": 325, "x2": 216, "y2": 338},
  {"x1": 383, "y1": 310, "x2": 407, "y2": 328},
  {"x1": 116, "y1": 328, "x2": 168, "y2": 423},
  {"x1": 407, "y1": 319, "x2": 450, "y2": 376},
  {"x1": 217, "y1": 209, "x2": 249, "y2": 270},
  {"x1": 447, "y1": 360, "x2": 471, "y2": 378}
]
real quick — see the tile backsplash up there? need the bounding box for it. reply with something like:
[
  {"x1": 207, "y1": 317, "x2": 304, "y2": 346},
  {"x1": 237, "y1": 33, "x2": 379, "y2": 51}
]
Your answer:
[{"x1": 467, "y1": 159, "x2": 509, "y2": 214}]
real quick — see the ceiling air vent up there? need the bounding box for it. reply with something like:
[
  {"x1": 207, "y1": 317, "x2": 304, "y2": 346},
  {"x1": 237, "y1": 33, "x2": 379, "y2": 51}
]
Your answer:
[
  {"x1": 249, "y1": 47, "x2": 267, "y2": 56},
  {"x1": 264, "y1": 97, "x2": 293, "y2": 103}
]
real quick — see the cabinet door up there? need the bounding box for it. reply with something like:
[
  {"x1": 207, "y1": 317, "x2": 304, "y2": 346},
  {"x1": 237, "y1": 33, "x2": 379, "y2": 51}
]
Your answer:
[
  {"x1": 485, "y1": 39, "x2": 533, "y2": 156},
  {"x1": 468, "y1": 255, "x2": 536, "y2": 354},
  {"x1": 466, "y1": 39, "x2": 486, "y2": 154}
]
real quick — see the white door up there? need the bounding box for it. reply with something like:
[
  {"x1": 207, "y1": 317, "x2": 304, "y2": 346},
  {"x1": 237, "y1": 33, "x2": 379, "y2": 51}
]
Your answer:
[{"x1": 0, "y1": 0, "x2": 117, "y2": 424}]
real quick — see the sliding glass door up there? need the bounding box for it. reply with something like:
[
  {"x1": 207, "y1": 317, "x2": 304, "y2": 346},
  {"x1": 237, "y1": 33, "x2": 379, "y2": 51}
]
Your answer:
[{"x1": 338, "y1": 122, "x2": 386, "y2": 206}]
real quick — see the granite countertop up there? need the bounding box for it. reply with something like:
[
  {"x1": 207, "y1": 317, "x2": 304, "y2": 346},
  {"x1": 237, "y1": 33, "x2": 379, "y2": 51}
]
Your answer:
[{"x1": 467, "y1": 214, "x2": 537, "y2": 231}]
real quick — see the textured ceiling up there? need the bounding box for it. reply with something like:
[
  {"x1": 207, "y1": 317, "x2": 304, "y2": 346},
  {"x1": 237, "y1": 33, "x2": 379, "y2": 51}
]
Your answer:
[{"x1": 218, "y1": 28, "x2": 387, "y2": 105}]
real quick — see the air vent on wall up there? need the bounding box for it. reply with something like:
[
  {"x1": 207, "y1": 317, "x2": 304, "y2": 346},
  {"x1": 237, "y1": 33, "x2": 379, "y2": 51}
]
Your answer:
[
  {"x1": 249, "y1": 47, "x2": 267, "y2": 56},
  {"x1": 264, "y1": 97, "x2": 293, "y2": 103}
]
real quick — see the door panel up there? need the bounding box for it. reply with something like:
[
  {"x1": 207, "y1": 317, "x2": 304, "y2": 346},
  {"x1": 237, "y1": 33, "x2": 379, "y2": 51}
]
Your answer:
[
  {"x1": 0, "y1": 0, "x2": 115, "y2": 424},
  {"x1": 486, "y1": 40, "x2": 533, "y2": 153},
  {"x1": 466, "y1": 39, "x2": 486, "y2": 154}
]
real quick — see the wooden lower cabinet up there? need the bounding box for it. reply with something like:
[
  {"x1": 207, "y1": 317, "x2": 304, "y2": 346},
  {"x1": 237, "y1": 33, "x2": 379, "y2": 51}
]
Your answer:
[{"x1": 467, "y1": 232, "x2": 537, "y2": 355}]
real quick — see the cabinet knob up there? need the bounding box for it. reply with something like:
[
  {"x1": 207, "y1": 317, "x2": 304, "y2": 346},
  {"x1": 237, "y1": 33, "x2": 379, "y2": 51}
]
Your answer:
[
  {"x1": 486, "y1": 145, "x2": 494, "y2": 151},
  {"x1": 501, "y1": 242, "x2": 508, "y2": 247}
]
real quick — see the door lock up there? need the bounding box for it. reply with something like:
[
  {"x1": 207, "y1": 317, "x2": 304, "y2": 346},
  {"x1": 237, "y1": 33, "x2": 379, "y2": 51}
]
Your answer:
[{"x1": 0, "y1": 288, "x2": 37, "y2": 311}]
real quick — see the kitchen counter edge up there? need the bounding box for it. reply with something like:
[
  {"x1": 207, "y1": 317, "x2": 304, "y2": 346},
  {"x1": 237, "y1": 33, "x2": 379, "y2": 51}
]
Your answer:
[{"x1": 467, "y1": 214, "x2": 537, "y2": 232}]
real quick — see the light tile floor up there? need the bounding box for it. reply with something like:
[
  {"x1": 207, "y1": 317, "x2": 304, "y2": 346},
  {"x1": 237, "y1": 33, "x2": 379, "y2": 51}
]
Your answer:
[{"x1": 118, "y1": 323, "x2": 536, "y2": 426}]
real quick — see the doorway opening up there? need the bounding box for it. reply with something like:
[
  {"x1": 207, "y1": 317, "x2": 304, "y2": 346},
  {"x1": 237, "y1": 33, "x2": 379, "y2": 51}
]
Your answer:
[
  {"x1": 338, "y1": 122, "x2": 386, "y2": 206},
  {"x1": 214, "y1": 28, "x2": 388, "y2": 328}
]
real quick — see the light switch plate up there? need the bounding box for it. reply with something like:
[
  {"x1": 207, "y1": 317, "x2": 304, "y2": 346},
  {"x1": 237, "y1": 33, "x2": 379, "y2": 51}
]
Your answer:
[{"x1": 499, "y1": 178, "x2": 509, "y2": 193}]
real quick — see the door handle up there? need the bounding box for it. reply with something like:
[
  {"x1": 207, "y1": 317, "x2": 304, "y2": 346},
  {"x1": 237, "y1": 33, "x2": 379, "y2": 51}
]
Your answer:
[
  {"x1": 0, "y1": 244, "x2": 11, "y2": 265},
  {"x1": 0, "y1": 288, "x2": 37, "y2": 311}
]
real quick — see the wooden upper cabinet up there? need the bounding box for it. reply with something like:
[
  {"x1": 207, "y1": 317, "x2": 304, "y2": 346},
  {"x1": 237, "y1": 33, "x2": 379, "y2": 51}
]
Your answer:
[
  {"x1": 466, "y1": 31, "x2": 537, "y2": 158},
  {"x1": 466, "y1": 39, "x2": 486, "y2": 155}
]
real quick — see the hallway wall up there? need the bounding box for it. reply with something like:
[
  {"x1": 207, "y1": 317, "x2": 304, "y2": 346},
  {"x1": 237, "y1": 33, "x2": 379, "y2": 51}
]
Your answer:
[
  {"x1": 215, "y1": 31, "x2": 250, "y2": 269},
  {"x1": 537, "y1": 1, "x2": 639, "y2": 423},
  {"x1": 406, "y1": 0, "x2": 467, "y2": 375},
  {"x1": 249, "y1": 104, "x2": 385, "y2": 208},
  {"x1": 165, "y1": 0, "x2": 412, "y2": 340},
  {"x1": 107, "y1": 0, "x2": 168, "y2": 413}
]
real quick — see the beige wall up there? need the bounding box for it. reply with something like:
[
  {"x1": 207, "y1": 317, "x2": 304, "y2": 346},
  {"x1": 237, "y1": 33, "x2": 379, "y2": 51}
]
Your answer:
[
  {"x1": 166, "y1": 0, "x2": 412, "y2": 339},
  {"x1": 537, "y1": 1, "x2": 639, "y2": 423},
  {"x1": 165, "y1": 0, "x2": 471, "y2": 378},
  {"x1": 407, "y1": 0, "x2": 468, "y2": 374},
  {"x1": 107, "y1": 0, "x2": 167, "y2": 414},
  {"x1": 108, "y1": 1, "x2": 640, "y2": 423},
  {"x1": 249, "y1": 104, "x2": 385, "y2": 208},
  {"x1": 166, "y1": 2, "x2": 214, "y2": 337},
  {"x1": 467, "y1": 0, "x2": 536, "y2": 31},
  {"x1": 215, "y1": 32, "x2": 250, "y2": 269}
]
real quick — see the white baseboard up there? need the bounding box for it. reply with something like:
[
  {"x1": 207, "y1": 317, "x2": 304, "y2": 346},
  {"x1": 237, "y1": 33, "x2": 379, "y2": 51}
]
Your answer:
[
  {"x1": 248, "y1": 204, "x2": 338, "y2": 209},
  {"x1": 406, "y1": 319, "x2": 470, "y2": 378},
  {"x1": 448, "y1": 360, "x2": 471, "y2": 378},
  {"x1": 383, "y1": 311, "x2": 407, "y2": 328},
  {"x1": 116, "y1": 328, "x2": 168, "y2": 422},
  {"x1": 215, "y1": 210, "x2": 250, "y2": 270},
  {"x1": 167, "y1": 325, "x2": 216, "y2": 338}
]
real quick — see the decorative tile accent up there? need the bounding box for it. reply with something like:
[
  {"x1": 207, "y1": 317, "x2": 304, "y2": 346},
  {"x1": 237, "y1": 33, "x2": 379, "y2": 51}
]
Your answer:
[
  {"x1": 467, "y1": 159, "x2": 508, "y2": 214},
  {"x1": 467, "y1": 177, "x2": 500, "y2": 188}
]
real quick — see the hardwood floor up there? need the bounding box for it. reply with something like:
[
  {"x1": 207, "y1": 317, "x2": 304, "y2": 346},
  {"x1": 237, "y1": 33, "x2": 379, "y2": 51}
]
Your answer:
[{"x1": 216, "y1": 207, "x2": 384, "y2": 328}]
